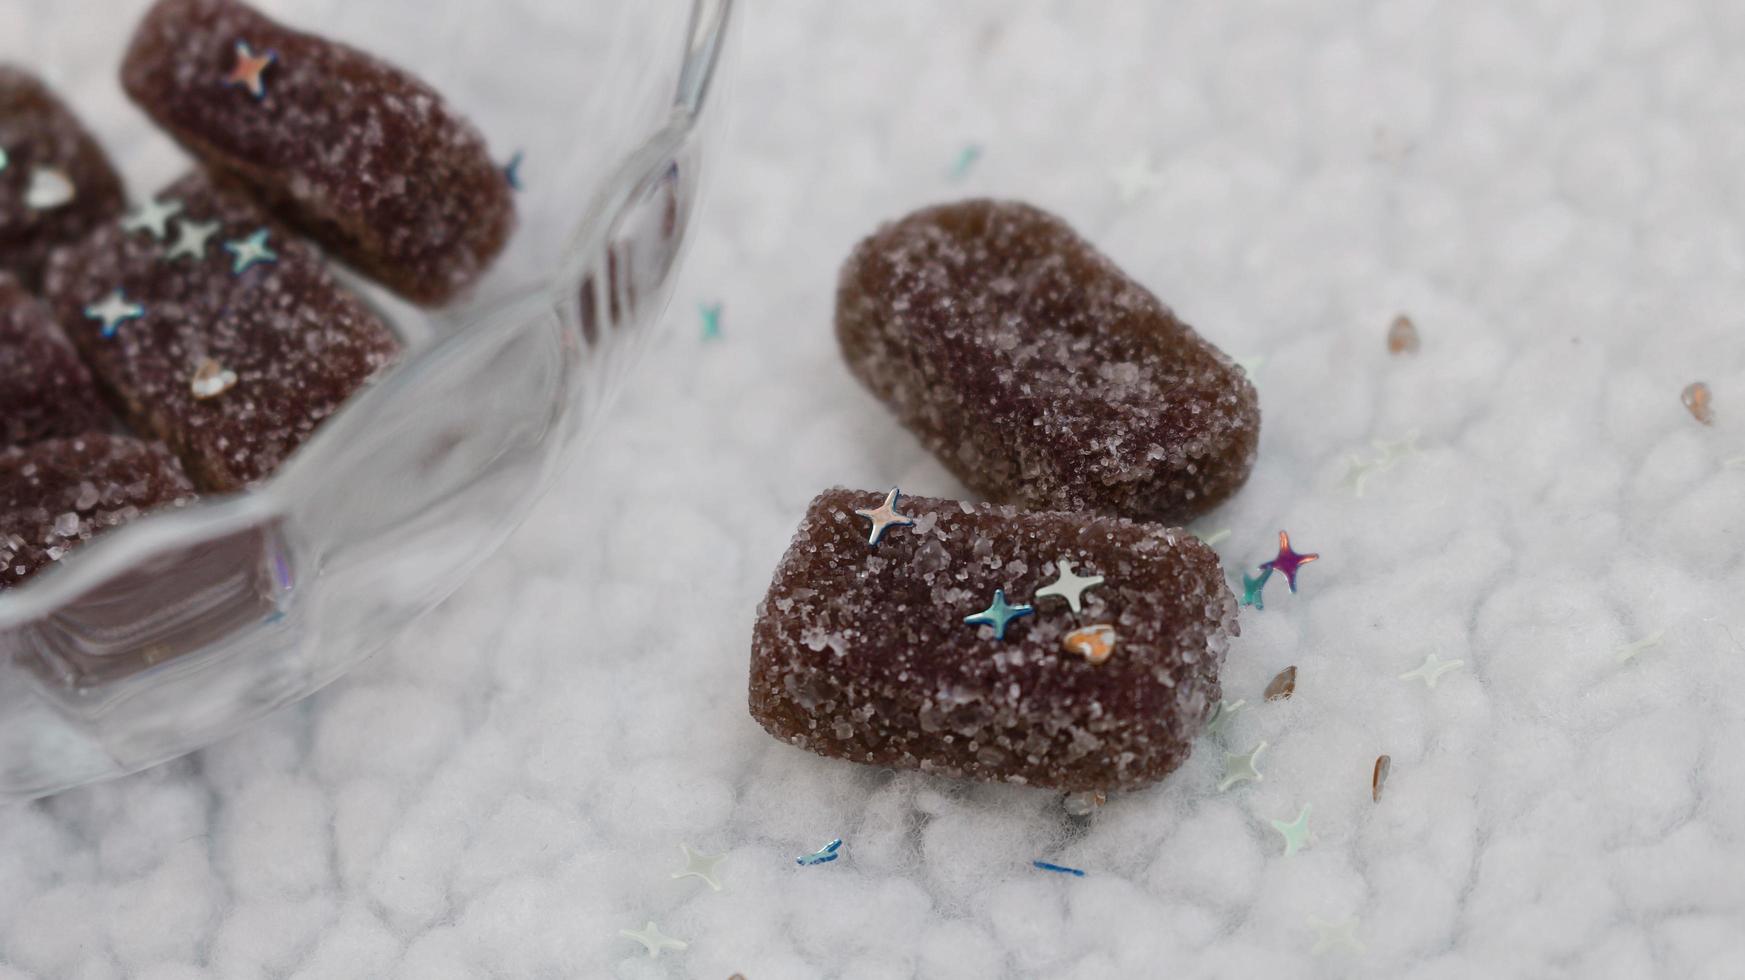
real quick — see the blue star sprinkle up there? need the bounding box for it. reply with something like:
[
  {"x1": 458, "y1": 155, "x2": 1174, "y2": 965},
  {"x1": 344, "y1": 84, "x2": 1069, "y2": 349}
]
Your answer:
[
  {"x1": 84, "y1": 289, "x2": 146, "y2": 339},
  {"x1": 796, "y1": 838, "x2": 842, "y2": 866},
  {"x1": 948, "y1": 143, "x2": 982, "y2": 179},
  {"x1": 504, "y1": 150, "x2": 525, "y2": 191},
  {"x1": 1033, "y1": 861, "x2": 1086, "y2": 877},
  {"x1": 223, "y1": 228, "x2": 278, "y2": 275},
  {"x1": 964, "y1": 588, "x2": 1034, "y2": 641},
  {"x1": 1240, "y1": 567, "x2": 1271, "y2": 609},
  {"x1": 700, "y1": 302, "x2": 723, "y2": 341}
]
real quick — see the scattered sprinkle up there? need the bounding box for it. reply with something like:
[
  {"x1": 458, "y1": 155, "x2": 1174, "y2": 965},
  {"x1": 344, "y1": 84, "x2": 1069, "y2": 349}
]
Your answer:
[
  {"x1": 1260, "y1": 530, "x2": 1319, "y2": 593},
  {"x1": 964, "y1": 588, "x2": 1034, "y2": 641},
  {"x1": 948, "y1": 143, "x2": 982, "y2": 179},
  {"x1": 1205, "y1": 699, "x2": 1246, "y2": 738},
  {"x1": 1387, "y1": 314, "x2": 1420, "y2": 354},
  {"x1": 189, "y1": 358, "x2": 238, "y2": 400},
  {"x1": 1034, "y1": 558, "x2": 1104, "y2": 612},
  {"x1": 700, "y1": 301, "x2": 723, "y2": 341},
  {"x1": 222, "y1": 227, "x2": 277, "y2": 274},
  {"x1": 1062, "y1": 624, "x2": 1117, "y2": 665},
  {"x1": 224, "y1": 40, "x2": 278, "y2": 100},
  {"x1": 1683, "y1": 381, "x2": 1714, "y2": 425},
  {"x1": 852, "y1": 487, "x2": 915, "y2": 547},
  {"x1": 120, "y1": 197, "x2": 183, "y2": 239},
  {"x1": 671, "y1": 843, "x2": 726, "y2": 891},
  {"x1": 1195, "y1": 527, "x2": 1232, "y2": 547},
  {"x1": 1240, "y1": 568, "x2": 1271, "y2": 609},
  {"x1": 1033, "y1": 860, "x2": 1086, "y2": 877},
  {"x1": 1399, "y1": 652, "x2": 1463, "y2": 688},
  {"x1": 619, "y1": 921, "x2": 687, "y2": 958},
  {"x1": 1110, "y1": 151, "x2": 1164, "y2": 203},
  {"x1": 1615, "y1": 629, "x2": 1664, "y2": 663},
  {"x1": 24, "y1": 166, "x2": 75, "y2": 210},
  {"x1": 1372, "y1": 754, "x2": 1391, "y2": 802},
  {"x1": 1344, "y1": 430, "x2": 1421, "y2": 496},
  {"x1": 1271, "y1": 804, "x2": 1312, "y2": 857},
  {"x1": 83, "y1": 289, "x2": 146, "y2": 339},
  {"x1": 796, "y1": 838, "x2": 842, "y2": 866},
  {"x1": 1308, "y1": 914, "x2": 1365, "y2": 955},
  {"x1": 1264, "y1": 665, "x2": 1297, "y2": 701},
  {"x1": 164, "y1": 218, "x2": 221, "y2": 263},
  {"x1": 504, "y1": 150, "x2": 525, "y2": 191},
  {"x1": 1218, "y1": 740, "x2": 1266, "y2": 791}
]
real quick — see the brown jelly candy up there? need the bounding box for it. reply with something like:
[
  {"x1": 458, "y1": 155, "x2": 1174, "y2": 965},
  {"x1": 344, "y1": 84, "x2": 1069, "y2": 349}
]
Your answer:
[
  {"x1": 0, "y1": 66, "x2": 126, "y2": 288},
  {"x1": 0, "y1": 273, "x2": 114, "y2": 448},
  {"x1": 837, "y1": 200, "x2": 1260, "y2": 525},
  {"x1": 121, "y1": 0, "x2": 514, "y2": 305},
  {"x1": 43, "y1": 171, "x2": 399, "y2": 492},
  {"x1": 749, "y1": 488, "x2": 1237, "y2": 792},
  {"x1": 0, "y1": 434, "x2": 196, "y2": 590}
]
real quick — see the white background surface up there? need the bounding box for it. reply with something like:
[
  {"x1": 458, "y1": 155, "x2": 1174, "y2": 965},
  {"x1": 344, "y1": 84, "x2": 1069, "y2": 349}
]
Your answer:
[{"x1": 6, "y1": 1, "x2": 1745, "y2": 977}]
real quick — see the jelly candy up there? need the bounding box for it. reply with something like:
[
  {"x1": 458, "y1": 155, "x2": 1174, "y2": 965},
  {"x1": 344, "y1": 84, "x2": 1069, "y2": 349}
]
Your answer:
[
  {"x1": 0, "y1": 66, "x2": 126, "y2": 287},
  {"x1": 0, "y1": 273, "x2": 114, "y2": 448}
]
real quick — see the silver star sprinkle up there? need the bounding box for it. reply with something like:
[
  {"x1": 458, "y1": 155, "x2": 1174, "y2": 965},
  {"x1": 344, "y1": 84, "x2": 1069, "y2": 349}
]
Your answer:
[
  {"x1": 1399, "y1": 652, "x2": 1463, "y2": 688},
  {"x1": 853, "y1": 487, "x2": 916, "y2": 547},
  {"x1": 24, "y1": 166, "x2": 75, "y2": 210},
  {"x1": 121, "y1": 197, "x2": 184, "y2": 240},
  {"x1": 223, "y1": 228, "x2": 277, "y2": 274},
  {"x1": 1034, "y1": 559, "x2": 1105, "y2": 613},
  {"x1": 190, "y1": 359, "x2": 238, "y2": 400},
  {"x1": 670, "y1": 843, "x2": 725, "y2": 891},
  {"x1": 1218, "y1": 740, "x2": 1266, "y2": 791},
  {"x1": 619, "y1": 921, "x2": 687, "y2": 958},
  {"x1": 164, "y1": 218, "x2": 221, "y2": 263}
]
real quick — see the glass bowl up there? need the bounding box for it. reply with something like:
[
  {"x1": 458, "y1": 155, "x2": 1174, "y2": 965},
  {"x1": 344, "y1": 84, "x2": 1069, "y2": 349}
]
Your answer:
[{"x1": 0, "y1": 0, "x2": 732, "y2": 801}]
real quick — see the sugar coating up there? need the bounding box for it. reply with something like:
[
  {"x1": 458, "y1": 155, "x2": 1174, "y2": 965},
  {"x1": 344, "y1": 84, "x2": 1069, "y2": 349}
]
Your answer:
[
  {"x1": 121, "y1": 0, "x2": 514, "y2": 306},
  {"x1": 837, "y1": 200, "x2": 1261, "y2": 525},
  {"x1": 0, "y1": 273, "x2": 114, "y2": 448},
  {"x1": 42, "y1": 171, "x2": 399, "y2": 492},
  {"x1": 0, "y1": 66, "x2": 126, "y2": 288},
  {"x1": 749, "y1": 488, "x2": 1237, "y2": 792},
  {"x1": 0, "y1": 434, "x2": 195, "y2": 590}
]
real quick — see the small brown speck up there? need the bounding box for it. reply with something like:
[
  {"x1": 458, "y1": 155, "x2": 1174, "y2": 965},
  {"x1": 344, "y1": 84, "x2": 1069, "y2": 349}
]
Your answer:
[
  {"x1": 1387, "y1": 314, "x2": 1420, "y2": 355},
  {"x1": 1372, "y1": 754, "x2": 1391, "y2": 802},
  {"x1": 1683, "y1": 381, "x2": 1714, "y2": 425},
  {"x1": 1264, "y1": 665, "x2": 1297, "y2": 701}
]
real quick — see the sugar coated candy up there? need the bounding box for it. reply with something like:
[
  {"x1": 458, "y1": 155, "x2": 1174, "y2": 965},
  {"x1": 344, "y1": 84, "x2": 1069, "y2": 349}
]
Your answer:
[
  {"x1": 43, "y1": 171, "x2": 399, "y2": 492},
  {"x1": 0, "y1": 273, "x2": 114, "y2": 448},
  {"x1": 0, "y1": 434, "x2": 195, "y2": 590},
  {"x1": 0, "y1": 66, "x2": 126, "y2": 288},
  {"x1": 837, "y1": 200, "x2": 1260, "y2": 524},
  {"x1": 749, "y1": 488, "x2": 1236, "y2": 792},
  {"x1": 121, "y1": 0, "x2": 514, "y2": 305}
]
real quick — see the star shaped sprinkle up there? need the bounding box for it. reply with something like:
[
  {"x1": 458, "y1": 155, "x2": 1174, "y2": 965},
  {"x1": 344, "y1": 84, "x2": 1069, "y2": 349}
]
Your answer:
[
  {"x1": 225, "y1": 40, "x2": 278, "y2": 99},
  {"x1": 223, "y1": 228, "x2": 277, "y2": 274},
  {"x1": 504, "y1": 150, "x2": 525, "y2": 191},
  {"x1": 1271, "y1": 804, "x2": 1311, "y2": 856},
  {"x1": 24, "y1": 167, "x2": 75, "y2": 210},
  {"x1": 1373, "y1": 429, "x2": 1421, "y2": 467},
  {"x1": 1195, "y1": 527, "x2": 1232, "y2": 547},
  {"x1": 670, "y1": 843, "x2": 725, "y2": 891},
  {"x1": 1217, "y1": 740, "x2": 1266, "y2": 791},
  {"x1": 1399, "y1": 652, "x2": 1463, "y2": 688},
  {"x1": 1259, "y1": 530, "x2": 1318, "y2": 593},
  {"x1": 1032, "y1": 860, "x2": 1085, "y2": 877},
  {"x1": 1615, "y1": 629, "x2": 1664, "y2": 663},
  {"x1": 84, "y1": 289, "x2": 145, "y2": 339},
  {"x1": 1308, "y1": 914, "x2": 1365, "y2": 955},
  {"x1": 852, "y1": 487, "x2": 915, "y2": 546},
  {"x1": 1062, "y1": 624, "x2": 1116, "y2": 665},
  {"x1": 190, "y1": 359, "x2": 239, "y2": 400},
  {"x1": 164, "y1": 218, "x2": 221, "y2": 263},
  {"x1": 1204, "y1": 699, "x2": 1246, "y2": 738},
  {"x1": 1240, "y1": 568, "x2": 1271, "y2": 609},
  {"x1": 619, "y1": 921, "x2": 687, "y2": 958},
  {"x1": 1034, "y1": 559, "x2": 1104, "y2": 612},
  {"x1": 121, "y1": 197, "x2": 183, "y2": 239},
  {"x1": 964, "y1": 589, "x2": 1033, "y2": 641},
  {"x1": 1111, "y1": 152, "x2": 1165, "y2": 203},
  {"x1": 700, "y1": 301, "x2": 722, "y2": 341},
  {"x1": 796, "y1": 838, "x2": 842, "y2": 866},
  {"x1": 948, "y1": 143, "x2": 982, "y2": 180},
  {"x1": 1341, "y1": 454, "x2": 1384, "y2": 497}
]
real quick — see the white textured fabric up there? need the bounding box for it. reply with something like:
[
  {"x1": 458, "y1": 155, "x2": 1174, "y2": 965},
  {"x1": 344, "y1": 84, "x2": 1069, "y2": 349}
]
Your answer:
[{"x1": 5, "y1": 1, "x2": 1745, "y2": 977}]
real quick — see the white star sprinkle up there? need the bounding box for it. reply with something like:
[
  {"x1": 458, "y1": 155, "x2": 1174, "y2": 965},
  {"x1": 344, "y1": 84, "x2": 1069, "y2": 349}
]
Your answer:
[
  {"x1": 1218, "y1": 740, "x2": 1266, "y2": 791},
  {"x1": 1034, "y1": 559, "x2": 1105, "y2": 613},
  {"x1": 1614, "y1": 630, "x2": 1664, "y2": 663},
  {"x1": 853, "y1": 487, "x2": 916, "y2": 546},
  {"x1": 1204, "y1": 698, "x2": 1246, "y2": 738},
  {"x1": 83, "y1": 289, "x2": 145, "y2": 338},
  {"x1": 670, "y1": 843, "x2": 726, "y2": 891},
  {"x1": 1399, "y1": 652, "x2": 1463, "y2": 688},
  {"x1": 1308, "y1": 914, "x2": 1365, "y2": 955},
  {"x1": 223, "y1": 228, "x2": 277, "y2": 274},
  {"x1": 1111, "y1": 152, "x2": 1165, "y2": 203},
  {"x1": 620, "y1": 921, "x2": 687, "y2": 959},
  {"x1": 121, "y1": 197, "x2": 184, "y2": 239},
  {"x1": 164, "y1": 218, "x2": 221, "y2": 263}
]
